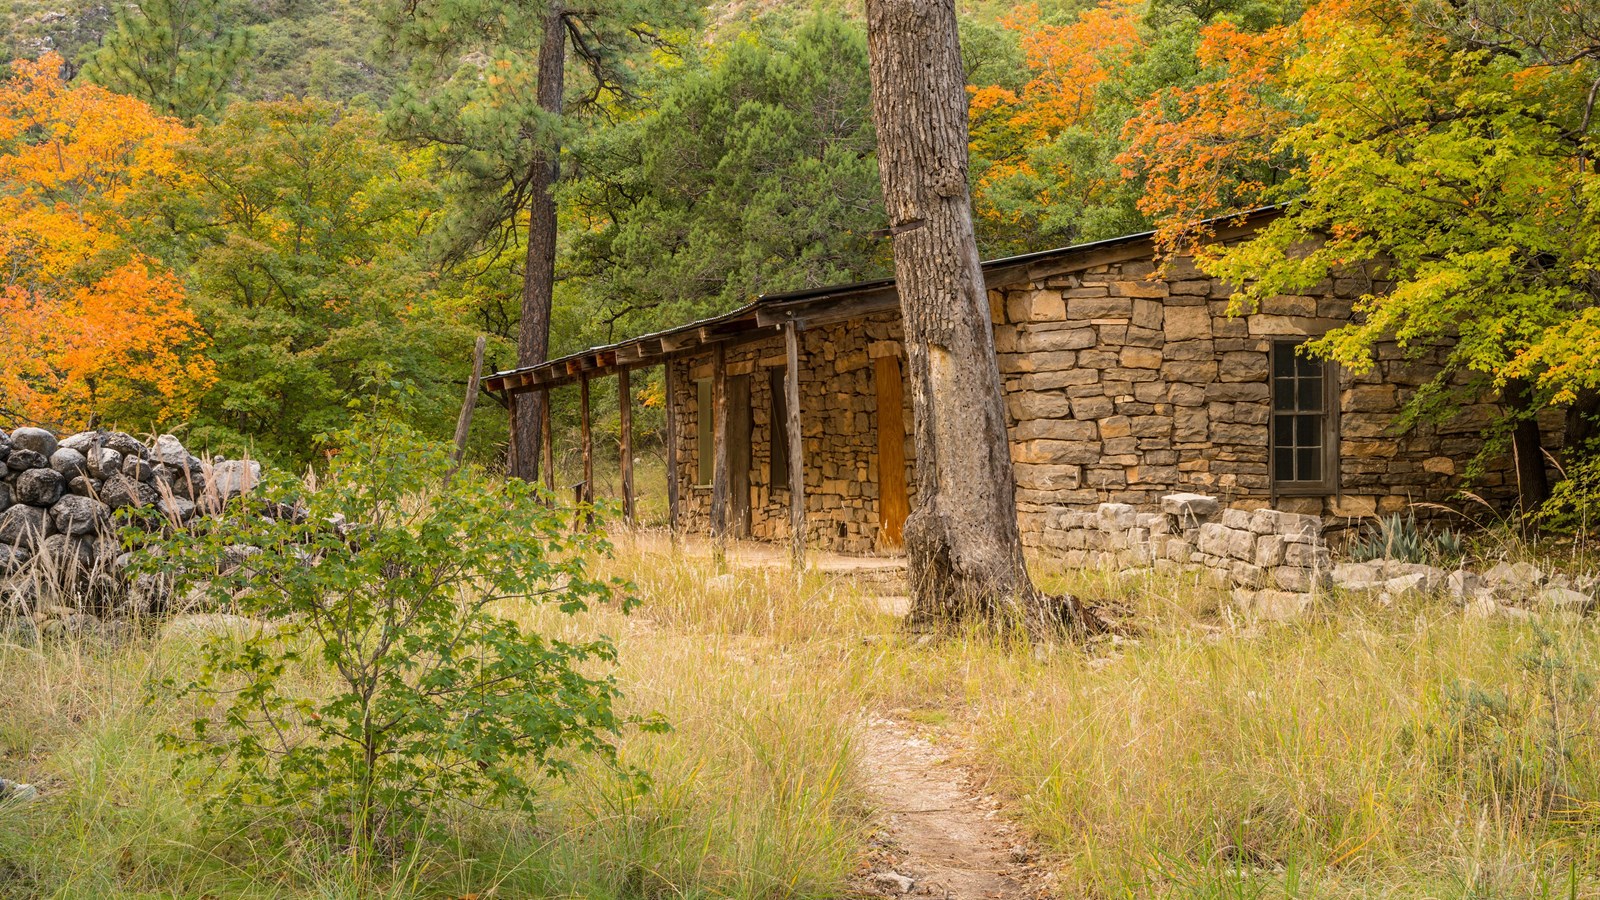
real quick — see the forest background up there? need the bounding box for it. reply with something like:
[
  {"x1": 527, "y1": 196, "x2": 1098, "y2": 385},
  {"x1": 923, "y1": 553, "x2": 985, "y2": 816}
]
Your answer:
[{"x1": 2, "y1": 0, "x2": 1596, "y2": 514}]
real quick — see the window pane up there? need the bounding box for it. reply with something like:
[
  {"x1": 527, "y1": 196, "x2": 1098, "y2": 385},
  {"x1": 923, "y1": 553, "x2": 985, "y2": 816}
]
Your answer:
[
  {"x1": 1274, "y1": 415, "x2": 1295, "y2": 446},
  {"x1": 1272, "y1": 345, "x2": 1296, "y2": 377},
  {"x1": 1275, "y1": 446, "x2": 1295, "y2": 480},
  {"x1": 1295, "y1": 414, "x2": 1321, "y2": 445},
  {"x1": 1298, "y1": 446, "x2": 1321, "y2": 481},
  {"x1": 1297, "y1": 376, "x2": 1323, "y2": 411},
  {"x1": 1274, "y1": 378, "x2": 1296, "y2": 411},
  {"x1": 1296, "y1": 353, "x2": 1321, "y2": 378}
]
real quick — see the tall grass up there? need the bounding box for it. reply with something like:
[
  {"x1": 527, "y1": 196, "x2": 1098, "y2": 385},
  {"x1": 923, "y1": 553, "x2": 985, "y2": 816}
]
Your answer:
[{"x1": 5, "y1": 529, "x2": 1600, "y2": 898}]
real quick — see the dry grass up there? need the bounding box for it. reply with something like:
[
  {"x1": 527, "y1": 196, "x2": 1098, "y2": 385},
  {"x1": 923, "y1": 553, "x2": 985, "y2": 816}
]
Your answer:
[{"x1": 3, "y1": 527, "x2": 1599, "y2": 898}]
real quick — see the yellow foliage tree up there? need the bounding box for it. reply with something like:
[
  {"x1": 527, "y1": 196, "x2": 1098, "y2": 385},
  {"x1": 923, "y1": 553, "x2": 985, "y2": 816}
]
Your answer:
[{"x1": 0, "y1": 53, "x2": 213, "y2": 430}]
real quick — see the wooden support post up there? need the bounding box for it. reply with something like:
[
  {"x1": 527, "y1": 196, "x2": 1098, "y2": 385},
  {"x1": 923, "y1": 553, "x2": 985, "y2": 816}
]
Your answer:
[
  {"x1": 618, "y1": 367, "x2": 634, "y2": 524},
  {"x1": 710, "y1": 343, "x2": 729, "y2": 563},
  {"x1": 506, "y1": 392, "x2": 522, "y2": 476},
  {"x1": 580, "y1": 373, "x2": 594, "y2": 512},
  {"x1": 540, "y1": 389, "x2": 555, "y2": 495},
  {"x1": 664, "y1": 361, "x2": 680, "y2": 535},
  {"x1": 448, "y1": 335, "x2": 487, "y2": 480},
  {"x1": 784, "y1": 323, "x2": 806, "y2": 570}
]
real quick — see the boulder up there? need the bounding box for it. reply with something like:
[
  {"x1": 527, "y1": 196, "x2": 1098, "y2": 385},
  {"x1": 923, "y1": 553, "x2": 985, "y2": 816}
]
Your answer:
[
  {"x1": 157, "y1": 496, "x2": 196, "y2": 523},
  {"x1": 14, "y1": 468, "x2": 63, "y2": 507},
  {"x1": 151, "y1": 434, "x2": 190, "y2": 466},
  {"x1": 100, "y1": 474, "x2": 157, "y2": 510},
  {"x1": 1537, "y1": 587, "x2": 1595, "y2": 616},
  {"x1": 211, "y1": 459, "x2": 261, "y2": 499},
  {"x1": 5, "y1": 448, "x2": 48, "y2": 472},
  {"x1": 0, "y1": 504, "x2": 50, "y2": 549},
  {"x1": 38, "y1": 533, "x2": 97, "y2": 570},
  {"x1": 122, "y1": 454, "x2": 154, "y2": 482},
  {"x1": 87, "y1": 447, "x2": 123, "y2": 480},
  {"x1": 0, "y1": 482, "x2": 10, "y2": 511},
  {"x1": 67, "y1": 476, "x2": 99, "y2": 498},
  {"x1": 8, "y1": 427, "x2": 57, "y2": 458},
  {"x1": 51, "y1": 495, "x2": 110, "y2": 536},
  {"x1": 49, "y1": 447, "x2": 87, "y2": 479},
  {"x1": 0, "y1": 545, "x2": 30, "y2": 576},
  {"x1": 1483, "y1": 561, "x2": 1543, "y2": 595},
  {"x1": 102, "y1": 431, "x2": 148, "y2": 459},
  {"x1": 58, "y1": 431, "x2": 101, "y2": 453},
  {"x1": 1446, "y1": 568, "x2": 1484, "y2": 603},
  {"x1": 1332, "y1": 561, "x2": 1384, "y2": 590}
]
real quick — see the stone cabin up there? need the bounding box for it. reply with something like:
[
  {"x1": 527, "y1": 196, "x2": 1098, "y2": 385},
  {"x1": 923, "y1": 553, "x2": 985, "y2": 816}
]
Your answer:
[{"x1": 484, "y1": 210, "x2": 1515, "y2": 557}]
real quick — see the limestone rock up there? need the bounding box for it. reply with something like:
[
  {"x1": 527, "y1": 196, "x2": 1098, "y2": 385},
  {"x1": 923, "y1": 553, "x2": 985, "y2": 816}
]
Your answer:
[
  {"x1": 122, "y1": 454, "x2": 154, "y2": 482},
  {"x1": 1097, "y1": 502, "x2": 1137, "y2": 531},
  {"x1": 211, "y1": 459, "x2": 261, "y2": 499},
  {"x1": 1537, "y1": 587, "x2": 1595, "y2": 615},
  {"x1": 1484, "y1": 561, "x2": 1543, "y2": 595},
  {"x1": 1161, "y1": 492, "x2": 1219, "y2": 525}
]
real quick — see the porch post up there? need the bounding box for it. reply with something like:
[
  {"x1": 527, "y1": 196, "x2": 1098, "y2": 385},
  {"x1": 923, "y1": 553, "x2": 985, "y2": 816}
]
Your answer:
[
  {"x1": 710, "y1": 342, "x2": 730, "y2": 562},
  {"x1": 784, "y1": 323, "x2": 806, "y2": 570},
  {"x1": 663, "y1": 360, "x2": 680, "y2": 533},
  {"x1": 582, "y1": 369, "x2": 595, "y2": 509},
  {"x1": 506, "y1": 391, "x2": 522, "y2": 476},
  {"x1": 618, "y1": 367, "x2": 634, "y2": 524},
  {"x1": 540, "y1": 388, "x2": 555, "y2": 494}
]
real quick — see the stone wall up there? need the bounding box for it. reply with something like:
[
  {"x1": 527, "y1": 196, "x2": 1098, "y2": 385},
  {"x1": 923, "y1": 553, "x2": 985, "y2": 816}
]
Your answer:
[
  {"x1": 667, "y1": 312, "x2": 915, "y2": 553},
  {"x1": 1040, "y1": 492, "x2": 1332, "y2": 618},
  {"x1": 1, "y1": 426, "x2": 260, "y2": 621},
  {"x1": 992, "y1": 251, "x2": 1517, "y2": 548}
]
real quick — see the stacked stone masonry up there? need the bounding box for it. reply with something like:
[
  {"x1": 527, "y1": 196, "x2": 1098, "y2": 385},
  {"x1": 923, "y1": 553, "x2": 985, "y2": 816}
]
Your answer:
[
  {"x1": 1042, "y1": 493, "x2": 1332, "y2": 616},
  {"x1": 668, "y1": 312, "x2": 917, "y2": 554}
]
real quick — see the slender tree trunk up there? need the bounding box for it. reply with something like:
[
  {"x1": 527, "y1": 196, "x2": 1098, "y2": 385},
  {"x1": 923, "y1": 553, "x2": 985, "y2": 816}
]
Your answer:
[
  {"x1": 863, "y1": 0, "x2": 1080, "y2": 632},
  {"x1": 510, "y1": 1, "x2": 566, "y2": 481}
]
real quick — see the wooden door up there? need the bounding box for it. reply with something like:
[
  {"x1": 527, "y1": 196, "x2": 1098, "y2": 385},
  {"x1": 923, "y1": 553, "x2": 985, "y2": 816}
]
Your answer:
[
  {"x1": 727, "y1": 374, "x2": 753, "y2": 538},
  {"x1": 875, "y1": 355, "x2": 910, "y2": 547}
]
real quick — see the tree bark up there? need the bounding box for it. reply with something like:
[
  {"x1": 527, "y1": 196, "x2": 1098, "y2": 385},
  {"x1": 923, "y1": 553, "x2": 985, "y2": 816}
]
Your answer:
[
  {"x1": 510, "y1": 1, "x2": 566, "y2": 482},
  {"x1": 864, "y1": 0, "x2": 1078, "y2": 631}
]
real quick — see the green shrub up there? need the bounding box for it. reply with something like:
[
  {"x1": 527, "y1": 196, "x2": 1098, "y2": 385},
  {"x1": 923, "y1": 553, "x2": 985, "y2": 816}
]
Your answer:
[{"x1": 141, "y1": 416, "x2": 659, "y2": 857}]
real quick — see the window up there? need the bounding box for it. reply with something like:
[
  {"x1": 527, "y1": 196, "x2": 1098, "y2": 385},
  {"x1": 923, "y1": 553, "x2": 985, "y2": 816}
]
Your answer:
[
  {"x1": 696, "y1": 378, "x2": 713, "y2": 487},
  {"x1": 1270, "y1": 341, "x2": 1338, "y2": 493},
  {"x1": 769, "y1": 367, "x2": 789, "y2": 488}
]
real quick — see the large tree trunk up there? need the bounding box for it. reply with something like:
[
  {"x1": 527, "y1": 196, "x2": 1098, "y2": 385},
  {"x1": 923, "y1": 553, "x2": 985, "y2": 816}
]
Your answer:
[
  {"x1": 510, "y1": 1, "x2": 566, "y2": 482},
  {"x1": 863, "y1": 0, "x2": 1078, "y2": 632}
]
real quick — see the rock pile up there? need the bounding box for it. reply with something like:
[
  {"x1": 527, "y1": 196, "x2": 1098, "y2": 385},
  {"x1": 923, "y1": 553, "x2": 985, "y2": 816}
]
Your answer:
[
  {"x1": 1041, "y1": 493, "x2": 1332, "y2": 619},
  {"x1": 0, "y1": 426, "x2": 261, "y2": 631},
  {"x1": 1333, "y1": 556, "x2": 1598, "y2": 617}
]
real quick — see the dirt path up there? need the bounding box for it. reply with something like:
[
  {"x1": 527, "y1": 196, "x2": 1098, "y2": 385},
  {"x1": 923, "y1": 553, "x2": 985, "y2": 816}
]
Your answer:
[{"x1": 853, "y1": 716, "x2": 1044, "y2": 899}]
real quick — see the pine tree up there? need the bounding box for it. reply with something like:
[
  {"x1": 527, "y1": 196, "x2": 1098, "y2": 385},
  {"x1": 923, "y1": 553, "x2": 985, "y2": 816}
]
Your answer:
[
  {"x1": 81, "y1": 0, "x2": 248, "y2": 122},
  {"x1": 382, "y1": 0, "x2": 697, "y2": 481}
]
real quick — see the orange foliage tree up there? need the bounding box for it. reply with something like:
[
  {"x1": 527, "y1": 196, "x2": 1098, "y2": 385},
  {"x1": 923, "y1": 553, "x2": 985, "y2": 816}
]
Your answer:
[
  {"x1": 1116, "y1": 11, "x2": 1304, "y2": 254},
  {"x1": 967, "y1": 0, "x2": 1146, "y2": 249},
  {"x1": 0, "y1": 53, "x2": 213, "y2": 430}
]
